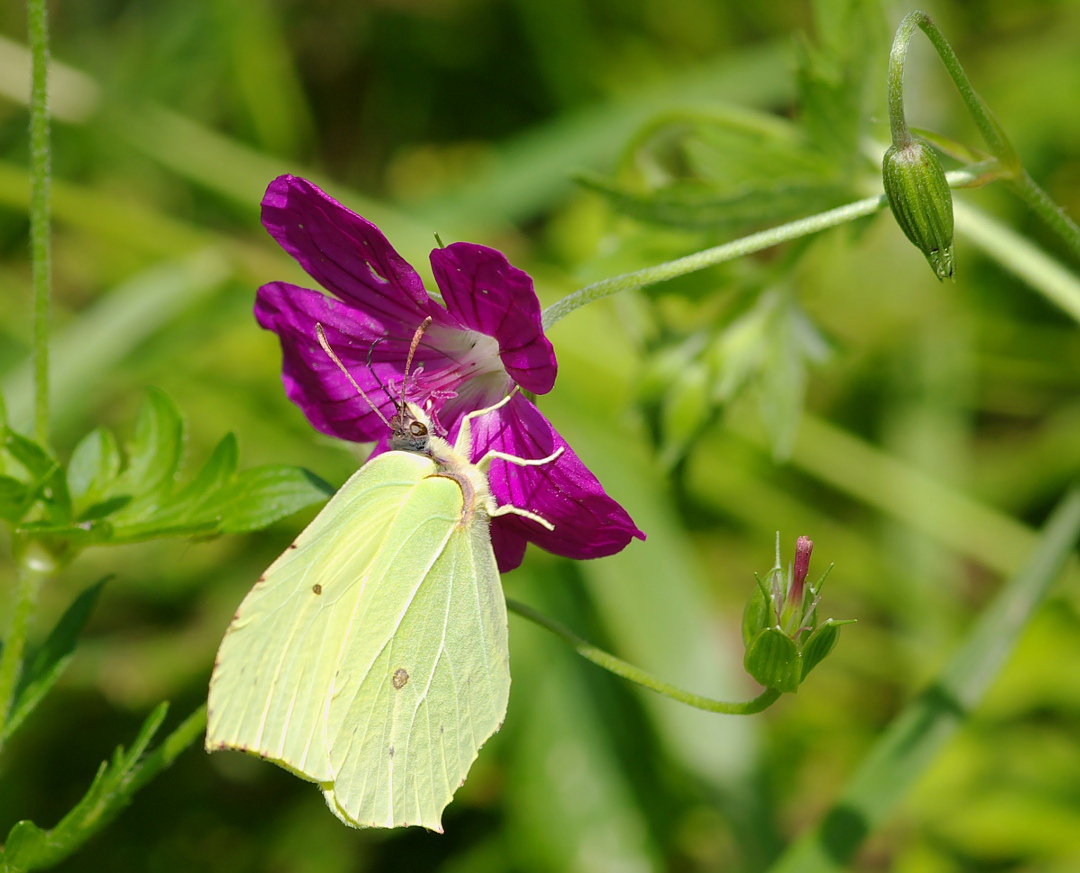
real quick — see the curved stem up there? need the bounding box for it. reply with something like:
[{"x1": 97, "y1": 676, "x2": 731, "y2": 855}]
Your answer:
[
  {"x1": 542, "y1": 168, "x2": 982, "y2": 329},
  {"x1": 506, "y1": 597, "x2": 781, "y2": 715},
  {"x1": 28, "y1": 0, "x2": 52, "y2": 446}
]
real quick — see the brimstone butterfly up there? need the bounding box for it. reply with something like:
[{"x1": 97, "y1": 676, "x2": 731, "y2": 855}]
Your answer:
[{"x1": 206, "y1": 320, "x2": 558, "y2": 831}]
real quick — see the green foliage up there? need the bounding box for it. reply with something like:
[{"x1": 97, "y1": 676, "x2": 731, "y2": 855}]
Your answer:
[
  {"x1": 0, "y1": 0, "x2": 1079, "y2": 870},
  {"x1": 10, "y1": 388, "x2": 330, "y2": 552},
  {"x1": 0, "y1": 704, "x2": 207, "y2": 872},
  {"x1": 1, "y1": 579, "x2": 106, "y2": 744}
]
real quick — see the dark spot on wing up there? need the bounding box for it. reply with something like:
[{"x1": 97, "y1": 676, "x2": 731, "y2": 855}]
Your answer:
[
  {"x1": 389, "y1": 745, "x2": 395, "y2": 758},
  {"x1": 289, "y1": 543, "x2": 298, "y2": 550},
  {"x1": 312, "y1": 583, "x2": 322, "y2": 595},
  {"x1": 392, "y1": 668, "x2": 409, "y2": 690}
]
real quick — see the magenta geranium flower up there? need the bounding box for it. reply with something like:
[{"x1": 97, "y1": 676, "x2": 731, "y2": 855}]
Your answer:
[{"x1": 255, "y1": 175, "x2": 644, "y2": 571}]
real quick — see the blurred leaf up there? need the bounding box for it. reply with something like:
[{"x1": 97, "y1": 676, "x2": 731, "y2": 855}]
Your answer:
[
  {"x1": 3, "y1": 430, "x2": 56, "y2": 482},
  {"x1": 0, "y1": 820, "x2": 46, "y2": 872},
  {"x1": 795, "y1": 0, "x2": 887, "y2": 162},
  {"x1": 579, "y1": 172, "x2": 847, "y2": 231},
  {"x1": 583, "y1": 107, "x2": 853, "y2": 232},
  {"x1": 2, "y1": 580, "x2": 107, "y2": 744},
  {"x1": 67, "y1": 428, "x2": 121, "y2": 508},
  {"x1": 0, "y1": 476, "x2": 30, "y2": 525},
  {"x1": 4, "y1": 704, "x2": 205, "y2": 871},
  {"x1": 108, "y1": 388, "x2": 184, "y2": 513}
]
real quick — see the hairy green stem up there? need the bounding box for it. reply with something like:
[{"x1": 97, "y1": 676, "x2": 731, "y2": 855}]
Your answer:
[
  {"x1": 1010, "y1": 170, "x2": 1080, "y2": 264},
  {"x1": 0, "y1": 545, "x2": 52, "y2": 748},
  {"x1": 888, "y1": 11, "x2": 1017, "y2": 170},
  {"x1": 506, "y1": 598, "x2": 781, "y2": 715},
  {"x1": 27, "y1": 0, "x2": 51, "y2": 445},
  {"x1": 887, "y1": 11, "x2": 1080, "y2": 264},
  {"x1": 767, "y1": 486, "x2": 1080, "y2": 873},
  {"x1": 542, "y1": 168, "x2": 981, "y2": 329}
]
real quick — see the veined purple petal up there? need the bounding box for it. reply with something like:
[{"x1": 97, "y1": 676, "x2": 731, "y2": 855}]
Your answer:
[
  {"x1": 261, "y1": 175, "x2": 447, "y2": 329},
  {"x1": 462, "y1": 393, "x2": 645, "y2": 572},
  {"x1": 256, "y1": 282, "x2": 411, "y2": 442},
  {"x1": 431, "y1": 243, "x2": 557, "y2": 395}
]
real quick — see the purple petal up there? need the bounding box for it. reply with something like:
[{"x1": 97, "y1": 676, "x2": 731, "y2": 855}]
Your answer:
[
  {"x1": 256, "y1": 282, "x2": 409, "y2": 442},
  {"x1": 430, "y1": 243, "x2": 557, "y2": 395},
  {"x1": 462, "y1": 393, "x2": 645, "y2": 571},
  {"x1": 261, "y1": 175, "x2": 448, "y2": 329}
]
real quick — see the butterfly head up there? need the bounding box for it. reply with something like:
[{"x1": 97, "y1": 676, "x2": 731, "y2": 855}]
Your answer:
[{"x1": 389, "y1": 401, "x2": 434, "y2": 454}]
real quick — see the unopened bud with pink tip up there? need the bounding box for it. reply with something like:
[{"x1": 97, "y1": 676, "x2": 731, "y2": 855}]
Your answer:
[{"x1": 741, "y1": 534, "x2": 852, "y2": 694}]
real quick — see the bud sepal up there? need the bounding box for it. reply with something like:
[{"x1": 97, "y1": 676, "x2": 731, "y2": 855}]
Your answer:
[{"x1": 882, "y1": 139, "x2": 956, "y2": 281}]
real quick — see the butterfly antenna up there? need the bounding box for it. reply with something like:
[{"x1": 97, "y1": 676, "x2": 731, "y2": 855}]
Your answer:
[
  {"x1": 365, "y1": 337, "x2": 396, "y2": 408},
  {"x1": 315, "y1": 323, "x2": 391, "y2": 428},
  {"x1": 401, "y1": 316, "x2": 432, "y2": 408}
]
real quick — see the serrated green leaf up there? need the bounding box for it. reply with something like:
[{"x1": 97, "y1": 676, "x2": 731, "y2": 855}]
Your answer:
[
  {"x1": 67, "y1": 428, "x2": 122, "y2": 507},
  {"x1": 2, "y1": 580, "x2": 108, "y2": 744},
  {"x1": 744, "y1": 627, "x2": 801, "y2": 693},
  {"x1": 579, "y1": 173, "x2": 847, "y2": 232},
  {"x1": 1, "y1": 820, "x2": 46, "y2": 872},
  {"x1": 26, "y1": 704, "x2": 171, "y2": 870},
  {"x1": 800, "y1": 620, "x2": 842, "y2": 679},
  {"x1": 795, "y1": 0, "x2": 886, "y2": 163},
  {"x1": 213, "y1": 465, "x2": 331, "y2": 533},
  {"x1": 134, "y1": 432, "x2": 238, "y2": 529},
  {"x1": 0, "y1": 475, "x2": 30, "y2": 525},
  {"x1": 109, "y1": 388, "x2": 184, "y2": 513}
]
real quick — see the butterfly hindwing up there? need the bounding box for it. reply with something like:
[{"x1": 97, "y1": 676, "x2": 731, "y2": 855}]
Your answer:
[{"x1": 206, "y1": 449, "x2": 511, "y2": 832}]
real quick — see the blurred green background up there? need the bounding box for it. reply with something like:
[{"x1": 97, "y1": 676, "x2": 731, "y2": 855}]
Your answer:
[{"x1": 1, "y1": 0, "x2": 1080, "y2": 870}]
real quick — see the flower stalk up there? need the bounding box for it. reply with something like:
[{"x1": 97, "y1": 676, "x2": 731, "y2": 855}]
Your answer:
[
  {"x1": 28, "y1": 0, "x2": 51, "y2": 446},
  {"x1": 506, "y1": 598, "x2": 781, "y2": 715}
]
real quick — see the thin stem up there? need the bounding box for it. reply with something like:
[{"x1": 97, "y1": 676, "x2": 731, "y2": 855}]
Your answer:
[
  {"x1": 0, "y1": 544, "x2": 52, "y2": 748},
  {"x1": 886, "y1": 14, "x2": 918, "y2": 148},
  {"x1": 766, "y1": 486, "x2": 1080, "y2": 873},
  {"x1": 506, "y1": 598, "x2": 781, "y2": 715},
  {"x1": 1009, "y1": 170, "x2": 1080, "y2": 263},
  {"x1": 542, "y1": 168, "x2": 982, "y2": 329},
  {"x1": 27, "y1": 0, "x2": 52, "y2": 446}
]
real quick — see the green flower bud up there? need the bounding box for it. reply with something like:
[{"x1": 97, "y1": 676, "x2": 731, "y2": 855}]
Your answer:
[
  {"x1": 741, "y1": 585, "x2": 772, "y2": 647},
  {"x1": 882, "y1": 140, "x2": 955, "y2": 281}
]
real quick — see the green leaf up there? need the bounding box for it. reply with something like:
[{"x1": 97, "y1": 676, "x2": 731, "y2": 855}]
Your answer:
[
  {"x1": 108, "y1": 388, "x2": 184, "y2": 513},
  {"x1": 67, "y1": 428, "x2": 121, "y2": 507},
  {"x1": 0, "y1": 475, "x2": 30, "y2": 525},
  {"x1": 32, "y1": 704, "x2": 169, "y2": 868},
  {"x1": 213, "y1": 465, "x2": 332, "y2": 533},
  {"x1": 22, "y1": 704, "x2": 207, "y2": 870},
  {"x1": 744, "y1": 627, "x2": 801, "y2": 693},
  {"x1": 795, "y1": 0, "x2": 887, "y2": 163},
  {"x1": 579, "y1": 173, "x2": 847, "y2": 231},
  {"x1": 3, "y1": 430, "x2": 57, "y2": 481},
  {"x1": 2, "y1": 580, "x2": 108, "y2": 744},
  {"x1": 0, "y1": 820, "x2": 46, "y2": 872}
]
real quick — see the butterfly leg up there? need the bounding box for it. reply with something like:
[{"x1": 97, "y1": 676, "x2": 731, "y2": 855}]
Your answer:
[
  {"x1": 453, "y1": 390, "x2": 520, "y2": 456},
  {"x1": 488, "y1": 503, "x2": 555, "y2": 530},
  {"x1": 475, "y1": 447, "x2": 563, "y2": 474}
]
